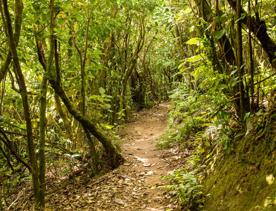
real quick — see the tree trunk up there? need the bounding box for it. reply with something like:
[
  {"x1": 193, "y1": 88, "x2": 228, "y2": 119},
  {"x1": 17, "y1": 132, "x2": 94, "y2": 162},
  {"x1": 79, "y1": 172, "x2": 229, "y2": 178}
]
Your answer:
[
  {"x1": 0, "y1": 0, "x2": 23, "y2": 82},
  {"x1": 236, "y1": 0, "x2": 246, "y2": 119},
  {"x1": 1, "y1": 0, "x2": 40, "y2": 208},
  {"x1": 49, "y1": 78, "x2": 123, "y2": 168},
  {"x1": 45, "y1": 0, "x2": 123, "y2": 169},
  {"x1": 38, "y1": 75, "x2": 47, "y2": 209},
  {"x1": 248, "y1": 0, "x2": 255, "y2": 112}
]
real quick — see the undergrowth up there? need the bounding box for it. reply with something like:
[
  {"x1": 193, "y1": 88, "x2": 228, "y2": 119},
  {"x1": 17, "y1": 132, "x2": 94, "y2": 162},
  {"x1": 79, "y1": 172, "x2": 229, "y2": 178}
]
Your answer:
[
  {"x1": 164, "y1": 169, "x2": 206, "y2": 210},
  {"x1": 159, "y1": 83, "x2": 231, "y2": 209},
  {"x1": 159, "y1": 35, "x2": 276, "y2": 210},
  {"x1": 158, "y1": 43, "x2": 239, "y2": 209}
]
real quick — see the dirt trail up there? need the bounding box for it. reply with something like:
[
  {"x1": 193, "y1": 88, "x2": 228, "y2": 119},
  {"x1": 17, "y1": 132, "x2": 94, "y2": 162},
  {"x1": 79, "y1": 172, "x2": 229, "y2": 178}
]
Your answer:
[
  {"x1": 118, "y1": 102, "x2": 172, "y2": 210},
  {"x1": 46, "y1": 103, "x2": 175, "y2": 210}
]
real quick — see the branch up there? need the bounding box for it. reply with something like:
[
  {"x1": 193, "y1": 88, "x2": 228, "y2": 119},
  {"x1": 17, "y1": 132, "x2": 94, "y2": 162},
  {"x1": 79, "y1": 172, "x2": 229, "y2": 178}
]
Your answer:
[
  {"x1": 0, "y1": 142, "x2": 14, "y2": 170},
  {"x1": 0, "y1": 127, "x2": 31, "y2": 171},
  {"x1": 227, "y1": 0, "x2": 276, "y2": 68},
  {"x1": 254, "y1": 72, "x2": 276, "y2": 85}
]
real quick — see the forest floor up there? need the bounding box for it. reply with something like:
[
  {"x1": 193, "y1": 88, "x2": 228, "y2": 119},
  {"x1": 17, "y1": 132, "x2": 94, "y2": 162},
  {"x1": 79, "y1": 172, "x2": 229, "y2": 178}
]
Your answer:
[{"x1": 42, "y1": 103, "x2": 182, "y2": 210}]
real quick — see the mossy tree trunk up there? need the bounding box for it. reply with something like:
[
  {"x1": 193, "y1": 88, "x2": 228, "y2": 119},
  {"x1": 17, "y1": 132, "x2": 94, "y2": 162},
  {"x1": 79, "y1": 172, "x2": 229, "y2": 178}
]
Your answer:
[
  {"x1": 36, "y1": 0, "x2": 123, "y2": 169},
  {"x1": 119, "y1": 16, "x2": 146, "y2": 117},
  {"x1": 1, "y1": 0, "x2": 41, "y2": 208},
  {"x1": 38, "y1": 75, "x2": 47, "y2": 210}
]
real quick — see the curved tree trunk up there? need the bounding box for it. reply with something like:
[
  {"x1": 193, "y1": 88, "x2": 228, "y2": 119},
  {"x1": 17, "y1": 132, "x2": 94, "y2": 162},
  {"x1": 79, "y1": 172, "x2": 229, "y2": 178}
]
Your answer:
[
  {"x1": 49, "y1": 78, "x2": 124, "y2": 168},
  {"x1": 36, "y1": 0, "x2": 124, "y2": 169}
]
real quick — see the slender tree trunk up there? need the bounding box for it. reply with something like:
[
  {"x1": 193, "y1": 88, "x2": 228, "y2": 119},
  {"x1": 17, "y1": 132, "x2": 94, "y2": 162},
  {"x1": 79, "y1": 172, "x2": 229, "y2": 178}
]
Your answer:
[
  {"x1": 227, "y1": 0, "x2": 276, "y2": 68},
  {"x1": 38, "y1": 75, "x2": 48, "y2": 210},
  {"x1": 248, "y1": 0, "x2": 255, "y2": 112},
  {"x1": 45, "y1": 0, "x2": 123, "y2": 169},
  {"x1": 193, "y1": 0, "x2": 242, "y2": 115},
  {"x1": 119, "y1": 18, "x2": 145, "y2": 117},
  {"x1": 0, "y1": 76, "x2": 6, "y2": 115},
  {"x1": 0, "y1": 0, "x2": 23, "y2": 82},
  {"x1": 73, "y1": 11, "x2": 98, "y2": 156},
  {"x1": 81, "y1": 15, "x2": 90, "y2": 116},
  {"x1": 1, "y1": 0, "x2": 40, "y2": 207},
  {"x1": 237, "y1": 0, "x2": 246, "y2": 119}
]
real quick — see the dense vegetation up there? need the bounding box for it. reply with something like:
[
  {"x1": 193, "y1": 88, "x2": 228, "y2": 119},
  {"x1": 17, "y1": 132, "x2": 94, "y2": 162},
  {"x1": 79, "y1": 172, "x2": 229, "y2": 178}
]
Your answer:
[
  {"x1": 161, "y1": 0, "x2": 276, "y2": 210},
  {"x1": 0, "y1": 0, "x2": 177, "y2": 209},
  {"x1": 0, "y1": 0, "x2": 275, "y2": 210}
]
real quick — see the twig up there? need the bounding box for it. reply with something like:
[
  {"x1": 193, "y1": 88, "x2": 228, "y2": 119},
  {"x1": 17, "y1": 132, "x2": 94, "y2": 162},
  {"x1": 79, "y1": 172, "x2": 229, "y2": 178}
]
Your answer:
[
  {"x1": 7, "y1": 189, "x2": 24, "y2": 210},
  {"x1": 0, "y1": 127, "x2": 31, "y2": 171},
  {"x1": 0, "y1": 143, "x2": 14, "y2": 170},
  {"x1": 254, "y1": 72, "x2": 276, "y2": 85}
]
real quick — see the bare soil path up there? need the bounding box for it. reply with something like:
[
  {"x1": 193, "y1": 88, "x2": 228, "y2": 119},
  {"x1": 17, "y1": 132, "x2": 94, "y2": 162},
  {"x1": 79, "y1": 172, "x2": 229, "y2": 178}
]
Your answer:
[
  {"x1": 117, "y1": 102, "x2": 172, "y2": 210},
  {"x1": 46, "y1": 103, "x2": 176, "y2": 210}
]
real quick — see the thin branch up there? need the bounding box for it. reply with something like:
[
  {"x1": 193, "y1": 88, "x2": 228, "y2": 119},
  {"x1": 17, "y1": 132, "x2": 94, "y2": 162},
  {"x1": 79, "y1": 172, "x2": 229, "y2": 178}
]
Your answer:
[
  {"x1": 0, "y1": 127, "x2": 31, "y2": 171},
  {"x1": 254, "y1": 73, "x2": 276, "y2": 85},
  {"x1": 0, "y1": 142, "x2": 14, "y2": 170}
]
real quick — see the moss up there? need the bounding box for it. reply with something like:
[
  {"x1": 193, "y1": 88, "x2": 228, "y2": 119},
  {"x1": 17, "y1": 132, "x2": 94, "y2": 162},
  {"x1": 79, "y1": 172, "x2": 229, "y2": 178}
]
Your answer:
[{"x1": 203, "y1": 121, "x2": 276, "y2": 211}]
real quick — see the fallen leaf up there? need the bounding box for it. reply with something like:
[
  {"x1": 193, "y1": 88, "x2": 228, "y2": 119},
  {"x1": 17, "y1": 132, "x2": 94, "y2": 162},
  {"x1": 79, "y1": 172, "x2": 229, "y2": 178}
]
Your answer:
[{"x1": 114, "y1": 198, "x2": 125, "y2": 206}]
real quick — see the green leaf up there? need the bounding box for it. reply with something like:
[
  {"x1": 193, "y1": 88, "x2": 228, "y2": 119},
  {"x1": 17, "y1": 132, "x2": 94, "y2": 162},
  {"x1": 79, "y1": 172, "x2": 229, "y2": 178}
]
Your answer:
[
  {"x1": 185, "y1": 54, "x2": 202, "y2": 63},
  {"x1": 99, "y1": 87, "x2": 106, "y2": 95},
  {"x1": 186, "y1": 37, "x2": 202, "y2": 45},
  {"x1": 214, "y1": 29, "x2": 225, "y2": 40}
]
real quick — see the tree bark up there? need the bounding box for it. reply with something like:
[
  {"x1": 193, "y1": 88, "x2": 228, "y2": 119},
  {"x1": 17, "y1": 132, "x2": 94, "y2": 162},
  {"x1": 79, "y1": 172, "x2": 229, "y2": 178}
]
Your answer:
[
  {"x1": 1, "y1": 0, "x2": 40, "y2": 208},
  {"x1": 248, "y1": 0, "x2": 255, "y2": 112},
  {"x1": 236, "y1": 0, "x2": 246, "y2": 119},
  {"x1": 38, "y1": 75, "x2": 47, "y2": 209},
  {"x1": 0, "y1": 0, "x2": 23, "y2": 82},
  {"x1": 36, "y1": 0, "x2": 123, "y2": 169}
]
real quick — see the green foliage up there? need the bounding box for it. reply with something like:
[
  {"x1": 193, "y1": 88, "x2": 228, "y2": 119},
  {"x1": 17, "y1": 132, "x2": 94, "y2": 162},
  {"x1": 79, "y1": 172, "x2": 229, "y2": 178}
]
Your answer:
[
  {"x1": 159, "y1": 41, "x2": 233, "y2": 149},
  {"x1": 159, "y1": 0, "x2": 276, "y2": 209},
  {"x1": 1, "y1": 0, "x2": 275, "y2": 208},
  {"x1": 165, "y1": 169, "x2": 205, "y2": 210}
]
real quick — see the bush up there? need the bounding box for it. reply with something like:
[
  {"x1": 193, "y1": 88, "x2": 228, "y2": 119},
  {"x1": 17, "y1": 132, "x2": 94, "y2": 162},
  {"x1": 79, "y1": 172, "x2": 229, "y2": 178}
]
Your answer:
[{"x1": 165, "y1": 169, "x2": 205, "y2": 210}]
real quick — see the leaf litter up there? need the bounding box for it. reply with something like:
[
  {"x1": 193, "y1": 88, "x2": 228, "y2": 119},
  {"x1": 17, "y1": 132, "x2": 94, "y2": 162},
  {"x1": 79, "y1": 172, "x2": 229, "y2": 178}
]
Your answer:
[{"x1": 7, "y1": 103, "x2": 186, "y2": 210}]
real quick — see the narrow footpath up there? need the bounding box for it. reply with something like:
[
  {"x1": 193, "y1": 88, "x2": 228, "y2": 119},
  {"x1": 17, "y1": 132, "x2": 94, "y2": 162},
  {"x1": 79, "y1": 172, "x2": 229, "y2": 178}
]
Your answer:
[{"x1": 48, "y1": 103, "x2": 178, "y2": 210}]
